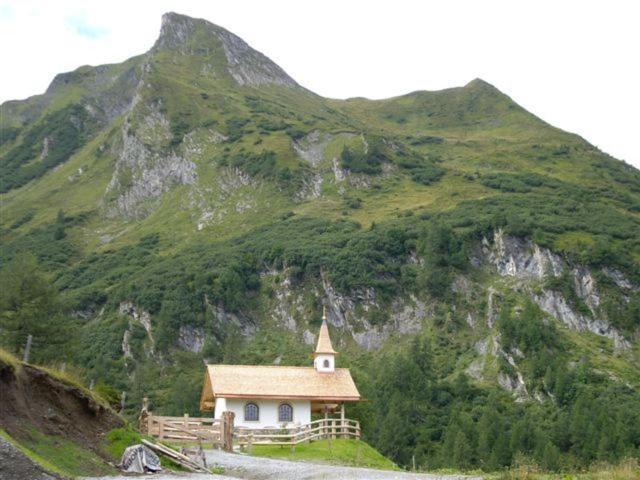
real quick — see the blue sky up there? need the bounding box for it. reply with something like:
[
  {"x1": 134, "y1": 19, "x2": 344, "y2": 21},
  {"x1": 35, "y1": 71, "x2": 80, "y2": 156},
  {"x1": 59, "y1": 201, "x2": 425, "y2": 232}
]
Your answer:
[
  {"x1": 1, "y1": 0, "x2": 639, "y2": 169},
  {"x1": 65, "y1": 13, "x2": 109, "y2": 39}
]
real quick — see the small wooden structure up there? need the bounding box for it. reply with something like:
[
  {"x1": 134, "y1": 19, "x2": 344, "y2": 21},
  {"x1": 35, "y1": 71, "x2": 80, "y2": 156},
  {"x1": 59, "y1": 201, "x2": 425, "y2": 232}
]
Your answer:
[{"x1": 142, "y1": 439, "x2": 211, "y2": 473}]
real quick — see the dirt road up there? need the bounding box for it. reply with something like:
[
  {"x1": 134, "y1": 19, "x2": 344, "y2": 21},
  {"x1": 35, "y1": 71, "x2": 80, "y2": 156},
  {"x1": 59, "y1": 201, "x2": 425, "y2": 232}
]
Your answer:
[
  {"x1": 85, "y1": 450, "x2": 482, "y2": 480},
  {"x1": 203, "y1": 449, "x2": 482, "y2": 480}
]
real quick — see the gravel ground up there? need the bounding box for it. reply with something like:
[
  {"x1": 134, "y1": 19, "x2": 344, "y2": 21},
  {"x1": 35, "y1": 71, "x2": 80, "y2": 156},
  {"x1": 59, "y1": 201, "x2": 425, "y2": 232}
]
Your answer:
[
  {"x1": 204, "y1": 449, "x2": 483, "y2": 480},
  {"x1": 84, "y1": 473, "x2": 235, "y2": 480},
  {"x1": 84, "y1": 450, "x2": 482, "y2": 480}
]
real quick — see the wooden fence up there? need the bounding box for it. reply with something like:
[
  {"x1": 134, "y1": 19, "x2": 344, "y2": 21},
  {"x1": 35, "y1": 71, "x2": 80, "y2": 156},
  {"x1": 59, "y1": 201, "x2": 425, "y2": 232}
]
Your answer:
[
  {"x1": 142, "y1": 410, "x2": 360, "y2": 452},
  {"x1": 236, "y1": 418, "x2": 360, "y2": 449},
  {"x1": 146, "y1": 413, "x2": 222, "y2": 444}
]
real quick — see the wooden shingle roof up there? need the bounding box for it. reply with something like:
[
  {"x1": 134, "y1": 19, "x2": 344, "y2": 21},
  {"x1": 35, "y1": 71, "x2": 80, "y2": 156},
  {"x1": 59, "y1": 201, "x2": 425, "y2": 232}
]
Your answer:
[
  {"x1": 315, "y1": 319, "x2": 337, "y2": 355},
  {"x1": 200, "y1": 364, "x2": 361, "y2": 410}
]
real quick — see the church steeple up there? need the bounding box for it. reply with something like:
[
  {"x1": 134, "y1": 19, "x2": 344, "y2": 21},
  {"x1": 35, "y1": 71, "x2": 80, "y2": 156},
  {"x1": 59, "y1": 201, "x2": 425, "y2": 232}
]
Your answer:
[{"x1": 314, "y1": 306, "x2": 336, "y2": 372}]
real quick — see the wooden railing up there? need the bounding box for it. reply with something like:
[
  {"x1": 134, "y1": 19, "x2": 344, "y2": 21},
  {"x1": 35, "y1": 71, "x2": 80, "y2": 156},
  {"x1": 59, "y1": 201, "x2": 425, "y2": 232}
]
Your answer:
[
  {"x1": 146, "y1": 413, "x2": 221, "y2": 444},
  {"x1": 236, "y1": 418, "x2": 360, "y2": 448}
]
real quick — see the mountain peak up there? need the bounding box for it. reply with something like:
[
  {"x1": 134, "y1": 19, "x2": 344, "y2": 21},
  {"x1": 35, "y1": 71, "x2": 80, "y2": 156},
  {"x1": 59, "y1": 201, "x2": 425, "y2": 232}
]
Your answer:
[{"x1": 153, "y1": 12, "x2": 299, "y2": 89}]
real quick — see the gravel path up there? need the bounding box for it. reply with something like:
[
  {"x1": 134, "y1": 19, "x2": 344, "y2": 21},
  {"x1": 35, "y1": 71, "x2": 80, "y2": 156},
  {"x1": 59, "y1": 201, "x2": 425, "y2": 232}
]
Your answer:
[
  {"x1": 204, "y1": 449, "x2": 482, "y2": 480},
  {"x1": 84, "y1": 474, "x2": 235, "y2": 480},
  {"x1": 84, "y1": 450, "x2": 482, "y2": 480}
]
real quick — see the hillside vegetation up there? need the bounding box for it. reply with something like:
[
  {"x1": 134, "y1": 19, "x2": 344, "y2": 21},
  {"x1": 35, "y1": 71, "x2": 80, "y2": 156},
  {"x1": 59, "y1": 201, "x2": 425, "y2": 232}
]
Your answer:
[
  {"x1": 0, "y1": 348, "x2": 123, "y2": 477},
  {"x1": 1, "y1": 12, "x2": 639, "y2": 475}
]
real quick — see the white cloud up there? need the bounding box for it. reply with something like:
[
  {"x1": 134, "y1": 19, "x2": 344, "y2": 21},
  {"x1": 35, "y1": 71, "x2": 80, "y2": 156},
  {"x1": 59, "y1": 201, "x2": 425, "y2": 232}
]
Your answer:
[{"x1": 1, "y1": 0, "x2": 638, "y2": 168}]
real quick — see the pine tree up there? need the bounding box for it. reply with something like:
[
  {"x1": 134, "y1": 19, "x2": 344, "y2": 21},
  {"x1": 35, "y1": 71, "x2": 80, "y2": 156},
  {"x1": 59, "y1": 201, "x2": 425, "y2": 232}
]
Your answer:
[{"x1": 453, "y1": 430, "x2": 472, "y2": 470}]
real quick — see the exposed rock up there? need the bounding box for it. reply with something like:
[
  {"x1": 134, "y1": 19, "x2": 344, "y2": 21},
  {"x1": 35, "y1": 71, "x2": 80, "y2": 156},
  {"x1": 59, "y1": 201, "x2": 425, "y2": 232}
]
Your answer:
[
  {"x1": 210, "y1": 304, "x2": 256, "y2": 338},
  {"x1": 45, "y1": 60, "x2": 141, "y2": 124},
  {"x1": 122, "y1": 328, "x2": 132, "y2": 359},
  {"x1": 482, "y1": 229, "x2": 563, "y2": 279},
  {"x1": 466, "y1": 357, "x2": 485, "y2": 380},
  {"x1": 602, "y1": 267, "x2": 637, "y2": 291},
  {"x1": 320, "y1": 272, "x2": 426, "y2": 349},
  {"x1": 106, "y1": 115, "x2": 197, "y2": 219},
  {"x1": 466, "y1": 338, "x2": 489, "y2": 380},
  {"x1": 302, "y1": 330, "x2": 316, "y2": 345},
  {"x1": 295, "y1": 173, "x2": 323, "y2": 200},
  {"x1": 498, "y1": 371, "x2": 529, "y2": 402},
  {"x1": 178, "y1": 325, "x2": 205, "y2": 353},
  {"x1": 39, "y1": 137, "x2": 50, "y2": 161},
  {"x1": 155, "y1": 12, "x2": 299, "y2": 88},
  {"x1": 268, "y1": 273, "x2": 303, "y2": 331},
  {"x1": 332, "y1": 158, "x2": 347, "y2": 183},
  {"x1": 217, "y1": 27, "x2": 299, "y2": 88},
  {"x1": 118, "y1": 302, "x2": 155, "y2": 356},
  {"x1": 572, "y1": 266, "x2": 600, "y2": 313},
  {"x1": 466, "y1": 313, "x2": 477, "y2": 328},
  {"x1": 482, "y1": 230, "x2": 628, "y2": 349},
  {"x1": 533, "y1": 290, "x2": 629, "y2": 349},
  {"x1": 208, "y1": 129, "x2": 229, "y2": 143},
  {"x1": 293, "y1": 131, "x2": 333, "y2": 166},
  {"x1": 218, "y1": 167, "x2": 256, "y2": 195}
]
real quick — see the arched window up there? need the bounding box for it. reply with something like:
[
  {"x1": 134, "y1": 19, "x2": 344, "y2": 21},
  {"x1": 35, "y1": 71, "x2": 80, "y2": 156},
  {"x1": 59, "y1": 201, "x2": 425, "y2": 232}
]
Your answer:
[
  {"x1": 278, "y1": 403, "x2": 293, "y2": 422},
  {"x1": 323, "y1": 359, "x2": 330, "y2": 368},
  {"x1": 244, "y1": 402, "x2": 259, "y2": 422}
]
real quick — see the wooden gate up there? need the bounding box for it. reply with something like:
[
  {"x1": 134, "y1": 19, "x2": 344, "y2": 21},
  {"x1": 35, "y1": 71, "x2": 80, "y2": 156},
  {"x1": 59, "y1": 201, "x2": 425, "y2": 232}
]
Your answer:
[{"x1": 143, "y1": 413, "x2": 222, "y2": 445}]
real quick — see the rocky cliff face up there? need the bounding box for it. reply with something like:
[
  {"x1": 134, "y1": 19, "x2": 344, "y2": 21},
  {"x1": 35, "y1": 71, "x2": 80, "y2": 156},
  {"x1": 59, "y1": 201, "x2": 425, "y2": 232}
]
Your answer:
[
  {"x1": 153, "y1": 12, "x2": 299, "y2": 88},
  {"x1": 479, "y1": 230, "x2": 631, "y2": 349},
  {"x1": 106, "y1": 114, "x2": 197, "y2": 219}
]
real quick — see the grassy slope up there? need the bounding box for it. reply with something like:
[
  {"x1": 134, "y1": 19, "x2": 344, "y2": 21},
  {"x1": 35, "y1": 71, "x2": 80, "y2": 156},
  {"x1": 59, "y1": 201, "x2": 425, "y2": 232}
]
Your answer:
[{"x1": 250, "y1": 438, "x2": 398, "y2": 470}]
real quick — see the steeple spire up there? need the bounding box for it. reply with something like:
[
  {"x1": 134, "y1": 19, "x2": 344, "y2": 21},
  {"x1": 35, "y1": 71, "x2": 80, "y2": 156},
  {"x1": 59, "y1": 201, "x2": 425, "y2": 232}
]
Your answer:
[{"x1": 315, "y1": 306, "x2": 337, "y2": 355}]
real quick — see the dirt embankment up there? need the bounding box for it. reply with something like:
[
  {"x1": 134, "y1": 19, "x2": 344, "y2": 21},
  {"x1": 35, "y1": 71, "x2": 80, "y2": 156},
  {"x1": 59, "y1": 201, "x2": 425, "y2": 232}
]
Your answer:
[{"x1": 0, "y1": 357, "x2": 124, "y2": 473}]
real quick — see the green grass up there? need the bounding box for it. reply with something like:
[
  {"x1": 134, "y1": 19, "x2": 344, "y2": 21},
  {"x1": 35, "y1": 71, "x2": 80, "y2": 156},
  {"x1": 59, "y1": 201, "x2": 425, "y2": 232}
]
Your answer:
[
  {"x1": 1, "y1": 427, "x2": 116, "y2": 478},
  {"x1": 106, "y1": 426, "x2": 198, "y2": 473},
  {"x1": 250, "y1": 439, "x2": 398, "y2": 470},
  {"x1": 485, "y1": 457, "x2": 640, "y2": 479},
  {"x1": 0, "y1": 346, "x2": 21, "y2": 369},
  {"x1": 104, "y1": 425, "x2": 142, "y2": 459}
]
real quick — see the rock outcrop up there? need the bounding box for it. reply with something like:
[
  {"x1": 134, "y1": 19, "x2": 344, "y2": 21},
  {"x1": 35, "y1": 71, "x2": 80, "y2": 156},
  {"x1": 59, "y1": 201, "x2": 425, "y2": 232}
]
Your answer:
[
  {"x1": 480, "y1": 230, "x2": 629, "y2": 349},
  {"x1": 154, "y1": 12, "x2": 300, "y2": 88},
  {"x1": 106, "y1": 115, "x2": 197, "y2": 219}
]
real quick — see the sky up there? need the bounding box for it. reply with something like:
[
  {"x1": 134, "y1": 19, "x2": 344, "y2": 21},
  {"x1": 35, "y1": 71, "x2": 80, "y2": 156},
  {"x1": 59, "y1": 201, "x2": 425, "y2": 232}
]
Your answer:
[{"x1": 1, "y1": 0, "x2": 639, "y2": 169}]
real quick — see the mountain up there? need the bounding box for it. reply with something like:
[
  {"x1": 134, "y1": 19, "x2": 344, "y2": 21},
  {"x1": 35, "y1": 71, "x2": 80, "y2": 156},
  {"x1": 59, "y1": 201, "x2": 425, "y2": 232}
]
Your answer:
[{"x1": 1, "y1": 12, "x2": 640, "y2": 473}]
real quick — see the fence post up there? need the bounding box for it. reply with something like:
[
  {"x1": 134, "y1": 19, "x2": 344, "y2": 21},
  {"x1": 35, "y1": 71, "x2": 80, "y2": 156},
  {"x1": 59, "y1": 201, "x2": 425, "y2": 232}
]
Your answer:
[
  {"x1": 356, "y1": 420, "x2": 360, "y2": 441},
  {"x1": 144, "y1": 411, "x2": 153, "y2": 436},
  {"x1": 323, "y1": 411, "x2": 329, "y2": 440},
  {"x1": 247, "y1": 432, "x2": 253, "y2": 454},
  {"x1": 184, "y1": 413, "x2": 189, "y2": 435},
  {"x1": 221, "y1": 411, "x2": 235, "y2": 452},
  {"x1": 158, "y1": 417, "x2": 164, "y2": 440},
  {"x1": 23, "y1": 334, "x2": 32, "y2": 363},
  {"x1": 340, "y1": 404, "x2": 346, "y2": 438},
  {"x1": 331, "y1": 419, "x2": 336, "y2": 439},
  {"x1": 138, "y1": 397, "x2": 150, "y2": 434}
]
